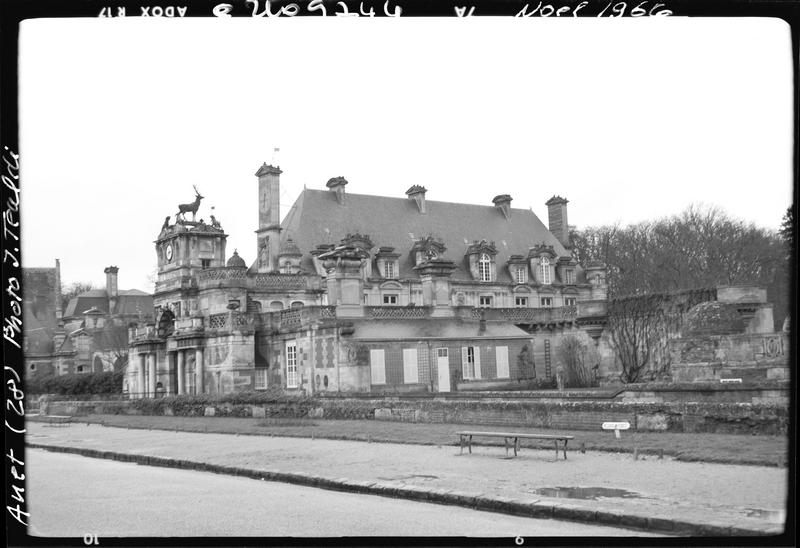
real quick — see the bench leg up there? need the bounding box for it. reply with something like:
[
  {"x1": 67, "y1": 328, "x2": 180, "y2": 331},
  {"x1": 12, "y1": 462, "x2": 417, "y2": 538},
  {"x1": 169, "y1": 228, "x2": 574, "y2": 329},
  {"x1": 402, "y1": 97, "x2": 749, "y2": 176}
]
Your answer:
[
  {"x1": 460, "y1": 435, "x2": 464, "y2": 455},
  {"x1": 504, "y1": 437, "x2": 509, "y2": 456},
  {"x1": 554, "y1": 440, "x2": 558, "y2": 461},
  {"x1": 469, "y1": 435, "x2": 472, "y2": 454},
  {"x1": 563, "y1": 440, "x2": 568, "y2": 460},
  {"x1": 514, "y1": 438, "x2": 519, "y2": 457}
]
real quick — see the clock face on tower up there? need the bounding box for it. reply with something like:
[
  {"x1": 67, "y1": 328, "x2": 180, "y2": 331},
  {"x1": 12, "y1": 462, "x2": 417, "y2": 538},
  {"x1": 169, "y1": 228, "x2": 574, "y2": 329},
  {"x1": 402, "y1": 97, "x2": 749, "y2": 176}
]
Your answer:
[{"x1": 166, "y1": 244, "x2": 173, "y2": 262}]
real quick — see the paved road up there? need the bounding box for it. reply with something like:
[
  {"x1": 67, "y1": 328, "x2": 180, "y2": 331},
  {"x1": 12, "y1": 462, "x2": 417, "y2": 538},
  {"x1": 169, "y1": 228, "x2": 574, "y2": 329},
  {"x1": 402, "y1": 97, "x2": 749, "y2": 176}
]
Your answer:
[{"x1": 27, "y1": 449, "x2": 651, "y2": 538}]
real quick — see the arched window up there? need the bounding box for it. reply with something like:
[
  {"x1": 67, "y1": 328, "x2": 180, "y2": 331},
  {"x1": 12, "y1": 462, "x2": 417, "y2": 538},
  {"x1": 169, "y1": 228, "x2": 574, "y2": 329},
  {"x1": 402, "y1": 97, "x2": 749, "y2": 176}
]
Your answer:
[
  {"x1": 270, "y1": 301, "x2": 284, "y2": 311},
  {"x1": 290, "y1": 301, "x2": 304, "y2": 309},
  {"x1": 479, "y1": 253, "x2": 492, "y2": 282},
  {"x1": 157, "y1": 309, "x2": 175, "y2": 338},
  {"x1": 540, "y1": 257, "x2": 551, "y2": 284}
]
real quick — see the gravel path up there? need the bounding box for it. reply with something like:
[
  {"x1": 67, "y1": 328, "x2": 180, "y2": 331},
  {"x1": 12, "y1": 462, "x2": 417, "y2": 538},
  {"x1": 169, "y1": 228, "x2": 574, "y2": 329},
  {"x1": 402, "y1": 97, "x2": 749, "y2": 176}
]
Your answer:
[{"x1": 26, "y1": 422, "x2": 786, "y2": 535}]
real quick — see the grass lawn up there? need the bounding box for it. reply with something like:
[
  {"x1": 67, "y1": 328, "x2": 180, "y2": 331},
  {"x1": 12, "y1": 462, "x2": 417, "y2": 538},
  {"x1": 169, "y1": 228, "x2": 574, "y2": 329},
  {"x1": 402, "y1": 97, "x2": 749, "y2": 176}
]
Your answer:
[{"x1": 75, "y1": 414, "x2": 789, "y2": 468}]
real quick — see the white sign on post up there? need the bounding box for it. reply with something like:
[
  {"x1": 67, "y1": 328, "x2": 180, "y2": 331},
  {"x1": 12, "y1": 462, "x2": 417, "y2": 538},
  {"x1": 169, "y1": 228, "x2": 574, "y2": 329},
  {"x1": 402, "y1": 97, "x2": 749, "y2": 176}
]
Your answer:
[{"x1": 602, "y1": 421, "x2": 631, "y2": 439}]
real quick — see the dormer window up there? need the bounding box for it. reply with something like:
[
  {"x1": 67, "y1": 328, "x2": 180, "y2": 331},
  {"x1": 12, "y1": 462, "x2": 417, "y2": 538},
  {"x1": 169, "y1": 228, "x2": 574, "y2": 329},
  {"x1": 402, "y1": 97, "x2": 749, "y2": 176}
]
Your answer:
[
  {"x1": 467, "y1": 239, "x2": 498, "y2": 282},
  {"x1": 376, "y1": 246, "x2": 400, "y2": 280},
  {"x1": 515, "y1": 266, "x2": 526, "y2": 284},
  {"x1": 565, "y1": 268, "x2": 575, "y2": 284},
  {"x1": 539, "y1": 257, "x2": 551, "y2": 284},
  {"x1": 479, "y1": 254, "x2": 492, "y2": 282}
]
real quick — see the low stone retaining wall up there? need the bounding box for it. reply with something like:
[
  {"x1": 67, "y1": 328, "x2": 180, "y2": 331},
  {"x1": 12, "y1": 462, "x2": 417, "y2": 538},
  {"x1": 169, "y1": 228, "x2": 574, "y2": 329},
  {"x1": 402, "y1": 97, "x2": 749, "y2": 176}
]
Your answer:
[
  {"x1": 361, "y1": 400, "x2": 788, "y2": 435},
  {"x1": 50, "y1": 397, "x2": 789, "y2": 435}
]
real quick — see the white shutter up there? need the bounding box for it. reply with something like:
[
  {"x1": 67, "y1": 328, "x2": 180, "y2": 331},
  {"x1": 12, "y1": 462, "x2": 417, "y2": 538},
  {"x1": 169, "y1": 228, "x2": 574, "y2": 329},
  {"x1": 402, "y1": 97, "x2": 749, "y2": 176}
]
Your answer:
[
  {"x1": 461, "y1": 346, "x2": 469, "y2": 379},
  {"x1": 403, "y1": 348, "x2": 418, "y2": 384},
  {"x1": 370, "y1": 349, "x2": 386, "y2": 385},
  {"x1": 474, "y1": 347, "x2": 482, "y2": 379},
  {"x1": 495, "y1": 346, "x2": 509, "y2": 378}
]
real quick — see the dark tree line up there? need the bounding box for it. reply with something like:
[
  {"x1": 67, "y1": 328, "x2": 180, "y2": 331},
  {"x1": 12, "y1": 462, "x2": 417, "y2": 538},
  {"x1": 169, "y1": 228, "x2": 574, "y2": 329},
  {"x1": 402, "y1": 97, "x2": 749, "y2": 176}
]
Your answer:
[{"x1": 570, "y1": 204, "x2": 791, "y2": 326}]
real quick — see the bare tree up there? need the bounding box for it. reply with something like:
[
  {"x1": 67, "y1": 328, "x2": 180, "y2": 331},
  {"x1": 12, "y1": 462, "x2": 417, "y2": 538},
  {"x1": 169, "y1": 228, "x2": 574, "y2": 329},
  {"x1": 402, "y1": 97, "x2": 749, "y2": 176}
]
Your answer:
[
  {"x1": 60, "y1": 281, "x2": 94, "y2": 312},
  {"x1": 555, "y1": 336, "x2": 594, "y2": 388},
  {"x1": 607, "y1": 295, "x2": 663, "y2": 383},
  {"x1": 94, "y1": 319, "x2": 130, "y2": 372}
]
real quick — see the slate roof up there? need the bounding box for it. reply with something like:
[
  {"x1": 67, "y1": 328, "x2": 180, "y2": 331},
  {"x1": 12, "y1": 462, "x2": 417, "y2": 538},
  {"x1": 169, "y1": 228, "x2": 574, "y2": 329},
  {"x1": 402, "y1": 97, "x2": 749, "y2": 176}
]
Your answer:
[
  {"x1": 23, "y1": 301, "x2": 54, "y2": 354},
  {"x1": 277, "y1": 189, "x2": 578, "y2": 283},
  {"x1": 64, "y1": 290, "x2": 153, "y2": 319},
  {"x1": 351, "y1": 318, "x2": 530, "y2": 340}
]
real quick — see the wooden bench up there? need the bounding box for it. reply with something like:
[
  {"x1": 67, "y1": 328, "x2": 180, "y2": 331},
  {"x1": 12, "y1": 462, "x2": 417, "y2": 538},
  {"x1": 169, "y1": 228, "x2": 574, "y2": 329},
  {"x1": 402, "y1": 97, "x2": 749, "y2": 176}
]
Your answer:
[
  {"x1": 456, "y1": 431, "x2": 574, "y2": 460},
  {"x1": 43, "y1": 415, "x2": 72, "y2": 427}
]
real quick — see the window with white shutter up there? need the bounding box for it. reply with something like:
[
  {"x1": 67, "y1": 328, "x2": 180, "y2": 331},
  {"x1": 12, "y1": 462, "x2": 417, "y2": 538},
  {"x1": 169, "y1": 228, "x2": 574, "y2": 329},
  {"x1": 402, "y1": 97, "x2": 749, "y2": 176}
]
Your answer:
[
  {"x1": 495, "y1": 346, "x2": 509, "y2": 378},
  {"x1": 370, "y1": 349, "x2": 386, "y2": 385},
  {"x1": 402, "y1": 348, "x2": 419, "y2": 384}
]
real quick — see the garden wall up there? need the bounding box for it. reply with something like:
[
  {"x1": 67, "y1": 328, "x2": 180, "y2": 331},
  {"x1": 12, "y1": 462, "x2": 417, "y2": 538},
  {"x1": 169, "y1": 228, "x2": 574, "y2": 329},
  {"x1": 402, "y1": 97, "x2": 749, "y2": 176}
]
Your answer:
[{"x1": 41, "y1": 394, "x2": 789, "y2": 436}]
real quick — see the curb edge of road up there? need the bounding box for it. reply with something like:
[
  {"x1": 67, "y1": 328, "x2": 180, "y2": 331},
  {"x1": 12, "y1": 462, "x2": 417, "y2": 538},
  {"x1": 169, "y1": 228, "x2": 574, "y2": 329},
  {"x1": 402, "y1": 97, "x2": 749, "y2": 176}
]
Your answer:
[{"x1": 27, "y1": 442, "x2": 783, "y2": 538}]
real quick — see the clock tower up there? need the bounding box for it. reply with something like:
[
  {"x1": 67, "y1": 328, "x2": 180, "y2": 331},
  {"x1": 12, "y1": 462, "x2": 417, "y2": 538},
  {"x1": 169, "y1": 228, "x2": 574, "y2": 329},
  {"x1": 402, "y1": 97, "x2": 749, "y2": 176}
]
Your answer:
[{"x1": 154, "y1": 206, "x2": 228, "y2": 296}]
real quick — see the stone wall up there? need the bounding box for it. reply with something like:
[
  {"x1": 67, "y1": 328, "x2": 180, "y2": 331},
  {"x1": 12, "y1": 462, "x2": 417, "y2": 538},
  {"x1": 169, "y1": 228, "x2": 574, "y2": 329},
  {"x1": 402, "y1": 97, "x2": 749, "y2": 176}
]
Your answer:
[
  {"x1": 62, "y1": 395, "x2": 788, "y2": 436},
  {"x1": 669, "y1": 332, "x2": 788, "y2": 383}
]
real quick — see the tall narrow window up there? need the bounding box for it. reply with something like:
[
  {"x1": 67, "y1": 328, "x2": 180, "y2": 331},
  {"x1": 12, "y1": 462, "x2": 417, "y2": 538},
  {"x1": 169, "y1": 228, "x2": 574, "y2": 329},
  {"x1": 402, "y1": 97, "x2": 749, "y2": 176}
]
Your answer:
[
  {"x1": 479, "y1": 253, "x2": 492, "y2": 282},
  {"x1": 540, "y1": 257, "x2": 551, "y2": 284},
  {"x1": 463, "y1": 347, "x2": 475, "y2": 379},
  {"x1": 286, "y1": 342, "x2": 298, "y2": 388},
  {"x1": 515, "y1": 267, "x2": 526, "y2": 284},
  {"x1": 384, "y1": 261, "x2": 395, "y2": 278},
  {"x1": 254, "y1": 368, "x2": 268, "y2": 390},
  {"x1": 565, "y1": 269, "x2": 575, "y2": 284},
  {"x1": 461, "y1": 346, "x2": 481, "y2": 379}
]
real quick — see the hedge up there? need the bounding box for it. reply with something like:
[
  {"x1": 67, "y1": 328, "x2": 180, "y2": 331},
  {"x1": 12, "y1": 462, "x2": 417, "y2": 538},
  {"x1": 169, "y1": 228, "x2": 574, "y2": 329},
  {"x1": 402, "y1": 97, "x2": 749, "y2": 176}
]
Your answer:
[{"x1": 27, "y1": 371, "x2": 124, "y2": 396}]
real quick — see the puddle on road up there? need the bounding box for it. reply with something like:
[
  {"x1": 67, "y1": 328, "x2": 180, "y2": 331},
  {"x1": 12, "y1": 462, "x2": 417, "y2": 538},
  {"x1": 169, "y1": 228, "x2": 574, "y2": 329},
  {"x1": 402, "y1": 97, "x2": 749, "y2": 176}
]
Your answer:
[
  {"x1": 744, "y1": 508, "x2": 785, "y2": 523},
  {"x1": 377, "y1": 474, "x2": 439, "y2": 481},
  {"x1": 530, "y1": 487, "x2": 643, "y2": 500}
]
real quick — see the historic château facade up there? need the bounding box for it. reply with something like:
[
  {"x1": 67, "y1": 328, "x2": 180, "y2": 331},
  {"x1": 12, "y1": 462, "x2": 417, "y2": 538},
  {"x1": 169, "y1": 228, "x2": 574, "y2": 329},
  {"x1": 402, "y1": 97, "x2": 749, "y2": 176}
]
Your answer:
[{"x1": 126, "y1": 163, "x2": 611, "y2": 397}]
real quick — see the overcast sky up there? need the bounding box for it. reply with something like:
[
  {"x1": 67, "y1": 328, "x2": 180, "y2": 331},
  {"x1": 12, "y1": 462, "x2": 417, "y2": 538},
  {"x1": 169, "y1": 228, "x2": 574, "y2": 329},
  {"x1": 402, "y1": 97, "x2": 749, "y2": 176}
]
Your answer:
[{"x1": 19, "y1": 16, "x2": 793, "y2": 292}]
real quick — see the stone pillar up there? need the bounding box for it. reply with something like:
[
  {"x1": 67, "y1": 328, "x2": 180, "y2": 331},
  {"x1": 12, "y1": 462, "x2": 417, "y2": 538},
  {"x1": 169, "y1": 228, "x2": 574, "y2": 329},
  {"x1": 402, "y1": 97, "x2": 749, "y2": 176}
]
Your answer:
[
  {"x1": 177, "y1": 350, "x2": 185, "y2": 395},
  {"x1": 147, "y1": 353, "x2": 156, "y2": 397},
  {"x1": 138, "y1": 353, "x2": 146, "y2": 399},
  {"x1": 413, "y1": 259, "x2": 457, "y2": 317},
  {"x1": 195, "y1": 347, "x2": 204, "y2": 394}
]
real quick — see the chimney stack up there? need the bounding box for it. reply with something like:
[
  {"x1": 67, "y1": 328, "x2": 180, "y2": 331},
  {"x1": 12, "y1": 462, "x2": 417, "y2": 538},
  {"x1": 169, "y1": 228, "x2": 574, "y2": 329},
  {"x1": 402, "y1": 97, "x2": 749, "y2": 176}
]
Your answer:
[
  {"x1": 545, "y1": 196, "x2": 570, "y2": 247},
  {"x1": 326, "y1": 176, "x2": 348, "y2": 205},
  {"x1": 492, "y1": 194, "x2": 513, "y2": 220},
  {"x1": 255, "y1": 162, "x2": 283, "y2": 273},
  {"x1": 104, "y1": 266, "x2": 119, "y2": 315},
  {"x1": 406, "y1": 185, "x2": 427, "y2": 214},
  {"x1": 55, "y1": 258, "x2": 63, "y2": 323},
  {"x1": 104, "y1": 266, "x2": 119, "y2": 297}
]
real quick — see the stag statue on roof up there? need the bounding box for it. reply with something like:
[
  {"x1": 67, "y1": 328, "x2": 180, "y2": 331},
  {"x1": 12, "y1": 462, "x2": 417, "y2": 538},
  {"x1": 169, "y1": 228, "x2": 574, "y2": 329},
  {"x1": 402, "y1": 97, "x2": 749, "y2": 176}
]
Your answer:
[{"x1": 176, "y1": 185, "x2": 204, "y2": 222}]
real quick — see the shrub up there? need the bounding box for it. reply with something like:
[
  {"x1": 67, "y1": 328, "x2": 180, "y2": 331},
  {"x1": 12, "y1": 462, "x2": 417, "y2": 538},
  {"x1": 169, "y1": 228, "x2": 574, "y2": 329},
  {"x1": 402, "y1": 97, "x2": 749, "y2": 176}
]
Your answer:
[
  {"x1": 27, "y1": 371, "x2": 124, "y2": 396},
  {"x1": 556, "y1": 336, "x2": 597, "y2": 388}
]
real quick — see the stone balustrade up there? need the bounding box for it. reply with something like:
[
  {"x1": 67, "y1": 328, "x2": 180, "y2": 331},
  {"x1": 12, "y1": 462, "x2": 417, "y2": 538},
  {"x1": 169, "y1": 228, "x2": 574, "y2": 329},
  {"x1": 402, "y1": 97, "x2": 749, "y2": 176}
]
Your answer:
[
  {"x1": 366, "y1": 306, "x2": 431, "y2": 319},
  {"x1": 470, "y1": 306, "x2": 578, "y2": 324}
]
